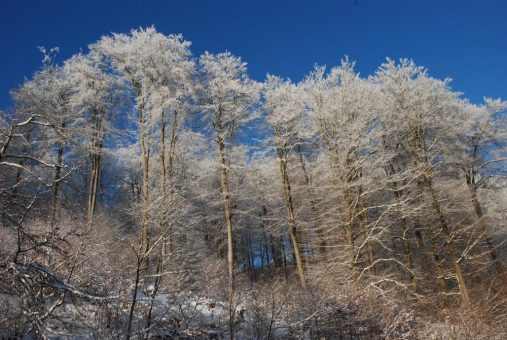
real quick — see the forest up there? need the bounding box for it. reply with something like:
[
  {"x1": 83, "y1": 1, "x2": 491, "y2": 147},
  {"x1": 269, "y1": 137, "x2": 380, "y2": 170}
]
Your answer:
[{"x1": 1, "y1": 27, "x2": 506, "y2": 339}]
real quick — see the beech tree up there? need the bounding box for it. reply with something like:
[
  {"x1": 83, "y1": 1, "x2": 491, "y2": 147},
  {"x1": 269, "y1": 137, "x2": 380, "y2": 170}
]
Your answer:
[
  {"x1": 64, "y1": 53, "x2": 123, "y2": 221},
  {"x1": 263, "y1": 75, "x2": 309, "y2": 287},
  {"x1": 91, "y1": 27, "x2": 194, "y2": 265},
  {"x1": 375, "y1": 59, "x2": 472, "y2": 305},
  {"x1": 457, "y1": 98, "x2": 507, "y2": 272},
  {"x1": 198, "y1": 51, "x2": 260, "y2": 338},
  {"x1": 12, "y1": 48, "x2": 76, "y2": 225},
  {"x1": 304, "y1": 59, "x2": 379, "y2": 272}
]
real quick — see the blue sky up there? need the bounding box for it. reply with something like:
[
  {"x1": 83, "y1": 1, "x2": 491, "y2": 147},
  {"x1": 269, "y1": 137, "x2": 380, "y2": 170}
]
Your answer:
[{"x1": 1, "y1": 0, "x2": 506, "y2": 108}]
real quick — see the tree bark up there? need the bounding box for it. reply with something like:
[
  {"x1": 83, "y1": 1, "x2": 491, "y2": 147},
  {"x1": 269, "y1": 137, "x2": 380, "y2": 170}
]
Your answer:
[
  {"x1": 137, "y1": 88, "x2": 150, "y2": 269},
  {"x1": 87, "y1": 112, "x2": 104, "y2": 222},
  {"x1": 425, "y1": 172, "x2": 470, "y2": 305},
  {"x1": 297, "y1": 148, "x2": 327, "y2": 261},
  {"x1": 388, "y1": 165, "x2": 416, "y2": 290},
  {"x1": 344, "y1": 188, "x2": 356, "y2": 267},
  {"x1": 414, "y1": 126, "x2": 470, "y2": 305},
  {"x1": 218, "y1": 136, "x2": 235, "y2": 335},
  {"x1": 427, "y1": 226, "x2": 450, "y2": 308},
  {"x1": 166, "y1": 110, "x2": 179, "y2": 254},
  {"x1": 277, "y1": 147, "x2": 307, "y2": 288}
]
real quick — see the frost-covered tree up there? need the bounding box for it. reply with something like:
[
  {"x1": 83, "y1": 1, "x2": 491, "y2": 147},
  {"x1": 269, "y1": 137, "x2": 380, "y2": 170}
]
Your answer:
[
  {"x1": 12, "y1": 48, "x2": 76, "y2": 225},
  {"x1": 263, "y1": 75, "x2": 309, "y2": 287},
  {"x1": 64, "y1": 52, "x2": 123, "y2": 221},
  {"x1": 456, "y1": 98, "x2": 507, "y2": 271},
  {"x1": 304, "y1": 59, "x2": 379, "y2": 272},
  {"x1": 91, "y1": 27, "x2": 195, "y2": 264},
  {"x1": 198, "y1": 51, "x2": 260, "y2": 337},
  {"x1": 375, "y1": 58, "x2": 471, "y2": 305}
]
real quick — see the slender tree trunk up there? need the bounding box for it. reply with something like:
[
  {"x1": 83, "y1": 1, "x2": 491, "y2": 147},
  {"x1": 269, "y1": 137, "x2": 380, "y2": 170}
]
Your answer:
[
  {"x1": 270, "y1": 234, "x2": 280, "y2": 268},
  {"x1": 357, "y1": 185, "x2": 375, "y2": 274},
  {"x1": 277, "y1": 147, "x2": 307, "y2": 288},
  {"x1": 127, "y1": 255, "x2": 142, "y2": 340},
  {"x1": 344, "y1": 187, "x2": 356, "y2": 267},
  {"x1": 168, "y1": 110, "x2": 178, "y2": 187},
  {"x1": 358, "y1": 204, "x2": 375, "y2": 274},
  {"x1": 87, "y1": 153, "x2": 100, "y2": 221},
  {"x1": 137, "y1": 89, "x2": 150, "y2": 269},
  {"x1": 146, "y1": 253, "x2": 163, "y2": 335},
  {"x1": 247, "y1": 231, "x2": 255, "y2": 278},
  {"x1": 415, "y1": 128, "x2": 470, "y2": 305},
  {"x1": 159, "y1": 109, "x2": 168, "y2": 265},
  {"x1": 260, "y1": 211, "x2": 271, "y2": 267},
  {"x1": 427, "y1": 226, "x2": 449, "y2": 308},
  {"x1": 240, "y1": 236, "x2": 248, "y2": 273},
  {"x1": 389, "y1": 166, "x2": 416, "y2": 289},
  {"x1": 50, "y1": 132, "x2": 65, "y2": 226},
  {"x1": 425, "y1": 172, "x2": 471, "y2": 305},
  {"x1": 166, "y1": 110, "x2": 178, "y2": 254},
  {"x1": 87, "y1": 112, "x2": 104, "y2": 222},
  {"x1": 281, "y1": 236, "x2": 287, "y2": 268},
  {"x1": 217, "y1": 137, "x2": 235, "y2": 338},
  {"x1": 401, "y1": 216, "x2": 416, "y2": 290},
  {"x1": 297, "y1": 148, "x2": 327, "y2": 261},
  {"x1": 87, "y1": 145, "x2": 102, "y2": 222},
  {"x1": 466, "y1": 174, "x2": 503, "y2": 272}
]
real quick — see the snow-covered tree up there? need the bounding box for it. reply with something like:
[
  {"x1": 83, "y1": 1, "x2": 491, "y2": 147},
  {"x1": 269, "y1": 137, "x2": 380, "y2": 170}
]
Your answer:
[
  {"x1": 64, "y1": 52, "x2": 123, "y2": 221},
  {"x1": 12, "y1": 48, "x2": 77, "y2": 224},
  {"x1": 374, "y1": 58, "x2": 471, "y2": 305},
  {"x1": 198, "y1": 51, "x2": 260, "y2": 336},
  {"x1": 304, "y1": 58, "x2": 379, "y2": 271},
  {"x1": 91, "y1": 26, "x2": 195, "y2": 264},
  {"x1": 263, "y1": 75, "x2": 309, "y2": 287}
]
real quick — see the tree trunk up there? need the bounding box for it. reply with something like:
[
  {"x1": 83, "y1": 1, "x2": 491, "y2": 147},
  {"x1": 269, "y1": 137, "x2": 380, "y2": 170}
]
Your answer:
[
  {"x1": 389, "y1": 166, "x2": 416, "y2": 290},
  {"x1": 166, "y1": 110, "x2": 179, "y2": 254},
  {"x1": 218, "y1": 137, "x2": 235, "y2": 335},
  {"x1": 50, "y1": 132, "x2": 65, "y2": 227},
  {"x1": 357, "y1": 186, "x2": 375, "y2": 274},
  {"x1": 427, "y1": 226, "x2": 449, "y2": 308},
  {"x1": 401, "y1": 216, "x2": 416, "y2": 290},
  {"x1": 277, "y1": 147, "x2": 307, "y2": 288},
  {"x1": 127, "y1": 254, "x2": 142, "y2": 340},
  {"x1": 159, "y1": 109, "x2": 168, "y2": 265},
  {"x1": 466, "y1": 174, "x2": 503, "y2": 272},
  {"x1": 297, "y1": 148, "x2": 327, "y2": 261},
  {"x1": 425, "y1": 172, "x2": 470, "y2": 305},
  {"x1": 260, "y1": 211, "x2": 271, "y2": 268},
  {"x1": 344, "y1": 188, "x2": 356, "y2": 267},
  {"x1": 137, "y1": 90, "x2": 150, "y2": 269},
  {"x1": 416, "y1": 127, "x2": 470, "y2": 305},
  {"x1": 87, "y1": 111, "x2": 104, "y2": 222},
  {"x1": 270, "y1": 234, "x2": 281, "y2": 268}
]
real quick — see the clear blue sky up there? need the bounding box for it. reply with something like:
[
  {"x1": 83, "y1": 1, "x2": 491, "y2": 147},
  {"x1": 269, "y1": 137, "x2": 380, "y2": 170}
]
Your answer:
[{"x1": 1, "y1": 0, "x2": 506, "y2": 108}]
